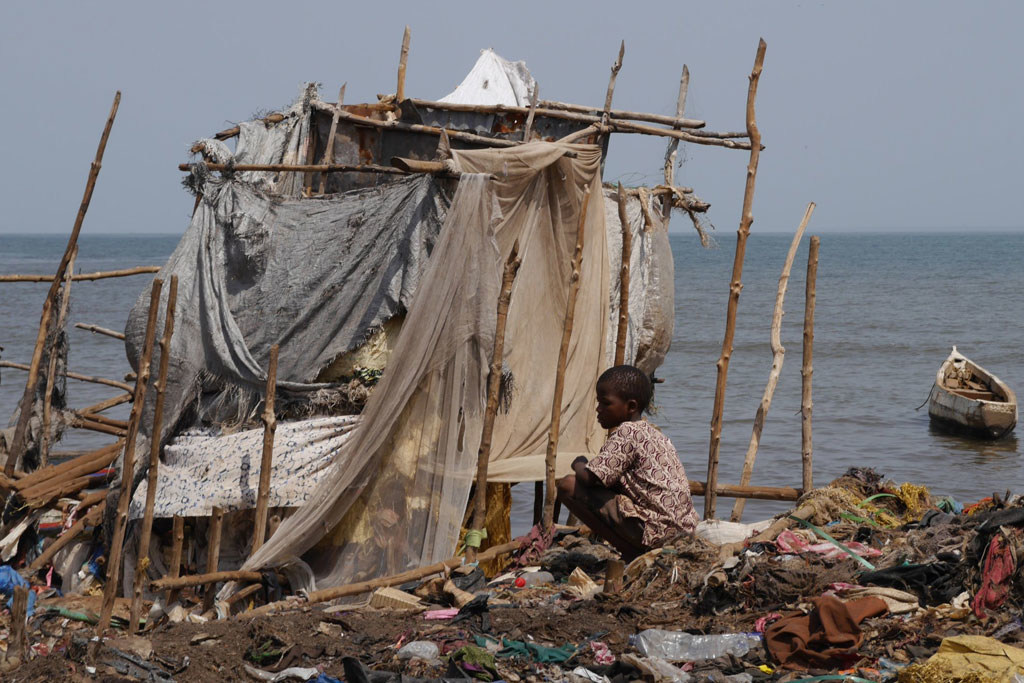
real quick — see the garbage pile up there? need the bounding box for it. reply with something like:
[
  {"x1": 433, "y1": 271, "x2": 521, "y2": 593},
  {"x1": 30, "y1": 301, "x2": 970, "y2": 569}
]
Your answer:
[{"x1": 5, "y1": 468, "x2": 1024, "y2": 681}]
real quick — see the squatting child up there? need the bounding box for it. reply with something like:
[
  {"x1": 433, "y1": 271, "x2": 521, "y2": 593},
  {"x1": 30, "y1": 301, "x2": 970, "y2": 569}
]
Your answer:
[{"x1": 556, "y1": 365, "x2": 698, "y2": 561}]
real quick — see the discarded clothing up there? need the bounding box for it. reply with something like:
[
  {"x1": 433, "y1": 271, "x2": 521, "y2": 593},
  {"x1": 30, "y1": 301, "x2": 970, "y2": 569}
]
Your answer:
[
  {"x1": 477, "y1": 636, "x2": 577, "y2": 663},
  {"x1": 972, "y1": 533, "x2": 1015, "y2": 618},
  {"x1": 828, "y1": 585, "x2": 919, "y2": 614},
  {"x1": 775, "y1": 530, "x2": 882, "y2": 561},
  {"x1": 0, "y1": 564, "x2": 35, "y2": 617},
  {"x1": 342, "y1": 656, "x2": 474, "y2": 683},
  {"x1": 447, "y1": 645, "x2": 498, "y2": 681},
  {"x1": 859, "y1": 559, "x2": 963, "y2": 606},
  {"x1": 764, "y1": 595, "x2": 888, "y2": 670},
  {"x1": 899, "y1": 635, "x2": 1024, "y2": 682}
]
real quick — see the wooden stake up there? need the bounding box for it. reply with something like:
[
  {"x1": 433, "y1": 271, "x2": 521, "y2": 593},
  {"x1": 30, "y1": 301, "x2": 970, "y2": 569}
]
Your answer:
[
  {"x1": 318, "y1": 84, "x2": 345, "y2": 194},
  {"x1": 247, "y1": 539, "x2": 522, "y2": 617},
  {"x1": 166, "y1": 515, "x2": 184, "y2": 604},
  {"x1": 662, "y1": 65, "x2": 689, "y2": 221},
  {"x1": 0, "y1": 361, "x2": 133, "y2": 392},
  {"x1": 603, "y1": 559, "x2": 624, "y2": 593},
  {"x1": 202, "y1": 506, "x2": 224, "y2": 613},
  {"x1": 730, "y1": 202, "x2": 815, "y2": 522},
  {"x1": 614, "y1": 183, "x2": 632, "y2": 365},
  {"x1": 6, "y1": 92, "x2": 121, "y2": 477},
  {"x1": 7, "y1": 586, "x2": 28, "y2": 665},
  {"x1": 522, "y1": 85, "x2": 539, "y2": 142},
  {"x1": 129, "y1": 276, "x2": 178, "y2": 631},
  {"x1": 705, "y1": 39, "x2": 767, "y2": 520},
  {"x1": 40, "y1": 246, "x2": 77, "y2": 467},
  {"x1": 251, "y1": 345, "x2": 279, "y2": 553},
  {"x1": 602, "y1": 41, "x2": 626, "y2": 125},
  {"x1": 396, "y1": 26, "x2": 411, "y2": 103},
  {"x1": 467, "y1": 242, "x2": 521, "y2": 562},
  {"x1": 74, "y1": 322, "x2": 126, "y2": 340},
  {"x1": 543, "y1": 186, "x2": 591, "y2": 530},
  {"x1": 802, "y1": 236, "x2": 820, "y2": 492},
  {"x1": 96, "y1": 277, "x2": 162, "y2": 639},
  {"x1": 0, "y1": 266, "x2": 160, "y2": 283}
]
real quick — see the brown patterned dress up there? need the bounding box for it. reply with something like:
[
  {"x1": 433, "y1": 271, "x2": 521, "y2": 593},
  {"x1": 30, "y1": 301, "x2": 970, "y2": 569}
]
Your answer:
[{"x1": 586, "y1": 420, "x2": 699, "y2": 547}]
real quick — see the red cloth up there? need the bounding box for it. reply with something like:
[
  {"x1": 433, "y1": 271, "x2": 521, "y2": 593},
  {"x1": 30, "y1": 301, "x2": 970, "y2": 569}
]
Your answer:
[
  {"x1": 764, "y1": 595, "x2": 888, "y2": 670},
  {"x1": 972, "y1": 534, "x2": 1015, "y2": 619}
]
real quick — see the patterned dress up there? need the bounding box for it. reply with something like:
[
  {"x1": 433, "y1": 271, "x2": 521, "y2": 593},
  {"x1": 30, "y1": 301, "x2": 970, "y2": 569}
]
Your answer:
[{"x1": 586, "y1": 420, "x2": 699, "y2": 547}]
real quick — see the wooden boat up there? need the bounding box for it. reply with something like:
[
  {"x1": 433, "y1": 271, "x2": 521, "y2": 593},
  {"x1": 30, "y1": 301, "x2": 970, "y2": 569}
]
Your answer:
[{"x1": 927, "y1": 346, "x2": 1017, "y2": 439}]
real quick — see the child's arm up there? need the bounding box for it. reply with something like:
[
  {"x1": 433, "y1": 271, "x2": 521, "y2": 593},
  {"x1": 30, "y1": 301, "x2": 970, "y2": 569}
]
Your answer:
[{"x1": 571, "y1": 456, "x2": 601, "y2": 487}]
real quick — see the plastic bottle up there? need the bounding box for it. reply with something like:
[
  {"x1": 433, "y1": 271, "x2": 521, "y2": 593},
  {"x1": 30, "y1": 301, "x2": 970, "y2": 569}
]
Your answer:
[
  {"x1": 628, "y1": 629, "x2": 762, "y2": 661},
  {"x1": 397, "y1": 641, "x2": 440, "y2": 661},
  {"x1": 519, "y1": 571, "x2": 555, "y2": 587}
]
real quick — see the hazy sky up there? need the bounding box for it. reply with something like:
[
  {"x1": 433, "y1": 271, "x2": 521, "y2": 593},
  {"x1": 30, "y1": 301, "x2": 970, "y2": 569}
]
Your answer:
[{"x1": 1, "y1": 1, "x2": 1021, "y2": 235}]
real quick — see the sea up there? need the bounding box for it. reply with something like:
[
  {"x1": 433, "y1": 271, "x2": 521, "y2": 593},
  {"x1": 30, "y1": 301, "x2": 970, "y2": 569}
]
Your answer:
[{"x1": 1, "y1": 231, "x2": 1022, "y2": 529}]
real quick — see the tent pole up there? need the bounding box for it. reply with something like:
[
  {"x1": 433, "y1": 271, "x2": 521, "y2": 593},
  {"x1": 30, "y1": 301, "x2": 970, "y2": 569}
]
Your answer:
[{"x1": 251, "y1": 345, "x2": 279, "y2": 553}]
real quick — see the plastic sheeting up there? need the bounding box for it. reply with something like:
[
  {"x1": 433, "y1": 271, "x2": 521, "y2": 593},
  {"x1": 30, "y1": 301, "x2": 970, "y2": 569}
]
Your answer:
[
  {"x1": 439, "y1": 49, "x2": 536, "y2": 106},
  {"x1": 238, "y1": 142, "x2": 608, "y2": 588}
]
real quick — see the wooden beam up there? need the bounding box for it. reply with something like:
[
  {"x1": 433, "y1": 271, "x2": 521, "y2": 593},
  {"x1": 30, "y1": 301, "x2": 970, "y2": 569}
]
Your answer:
[
  {"x1": 251, "y1": 345, "x2": 278, "y2": 554},
  {"x1": 0, "y1": 266, "x2": 160, "y2": 283},
  {"x1": 318, "y1": 84, "x2": 346, "y2": 194},
  {"x1": 180, "y1": 161, "x2": 408, "y2": 175},
  {"x1": 705, "y1": 39, "x2": 767, "y2": 520},
  {"x1": 689, "y1": 480, "x2": 801, "y2": 502},
  {"x1": 151, "y1": 569, "x2": 263, "y2": 592},
  {"x1": 202, "y1": 506, "x2": 225, "y2": 613}
]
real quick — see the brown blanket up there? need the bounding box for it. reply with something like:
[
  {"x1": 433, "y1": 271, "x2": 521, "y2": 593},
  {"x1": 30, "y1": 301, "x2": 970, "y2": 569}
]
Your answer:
[{"x1": 764, "y1": 595, "x2": 889, "y2": 670}]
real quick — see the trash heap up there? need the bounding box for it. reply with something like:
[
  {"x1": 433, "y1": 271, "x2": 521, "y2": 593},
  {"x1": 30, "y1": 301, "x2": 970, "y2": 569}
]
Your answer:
[{"x1": 3, "y1": 467, "x2": 1024, "y2": 681}]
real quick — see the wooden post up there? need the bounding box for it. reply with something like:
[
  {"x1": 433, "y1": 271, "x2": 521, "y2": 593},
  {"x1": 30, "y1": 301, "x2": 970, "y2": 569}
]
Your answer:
[
  {"x1": 730, "y1": 202, "x2": 815, "y2": 522},
  {"x1": 601, "y1": 41, "x2": 625, "y2": 127},
  {"x1": 6, "y1": 92, "x2": 120, "y2": 477},
  {"x1": 662, "y1": 65, "x2": 689, "y2": 221},
  {"x1": 6, "y1": 586, "x2": 28, "y2": 665},
  {"x1": 95, "y1": 277, "x2": 162, "y2": 639},
  {"x1": 251, "y1": 345, "x2": 279, "y2": 553},
  {"x1": 468, "y1": 243, "x2": 522, "y2": 562},
  {"x1": 543, "y1": 186, "x2": 591, "y2": 531},
  {"x1": 202, "y1": 506, "x2": 225, "y2": 613},
  {"x1": 802, "y1": 236, "x2": 820, "y2": 492},
  {"x1": 603, "y1": 559, "x2": 624, "y2": 594},
  {"x1": 522, "y1": 85, "x2": 539, "y2": 142},
  {"x1": 166, "y1": 515, "x2": 185, "y2": 604},
  {"x1": 614, "y1": 182, "x2": 632, "y2": 365},
  {"x1": 40, "y1": 246, "x2": 77, "y2": 466},
  {"x1": 318, "y1": 84, "x2": 346, "y2": 194},
  {"x1": 129, "y1": 276, "x2": 178, "y2": 631},
  {"x1": 396, "y1": 26, "x2": 411, "y2": 102},
  {"x1": 704, "y1": 39, "x2": 767, "y2": 520}
]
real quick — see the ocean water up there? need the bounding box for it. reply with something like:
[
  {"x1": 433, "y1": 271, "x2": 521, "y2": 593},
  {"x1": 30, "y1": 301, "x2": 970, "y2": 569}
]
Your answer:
[{"x1": 1, "y1": 231, "x2": 1021, "y2": 527}]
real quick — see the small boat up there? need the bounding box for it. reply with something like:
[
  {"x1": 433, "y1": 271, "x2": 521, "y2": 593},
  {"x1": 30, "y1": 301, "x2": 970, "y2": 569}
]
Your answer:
[{"x1": 927, "y1": 346, "x2": 1017, "y2": 439}]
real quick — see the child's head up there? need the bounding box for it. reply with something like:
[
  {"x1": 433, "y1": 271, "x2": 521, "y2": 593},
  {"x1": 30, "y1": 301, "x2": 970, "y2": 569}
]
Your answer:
[{"x1": 595, "y1": 365, "x2": 652, "y2": 429}]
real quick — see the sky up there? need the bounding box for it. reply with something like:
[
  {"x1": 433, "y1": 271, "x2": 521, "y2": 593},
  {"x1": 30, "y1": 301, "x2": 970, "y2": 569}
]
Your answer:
[{"x1": 1, "y1": 1, "x2": 1022, "y2": 236}]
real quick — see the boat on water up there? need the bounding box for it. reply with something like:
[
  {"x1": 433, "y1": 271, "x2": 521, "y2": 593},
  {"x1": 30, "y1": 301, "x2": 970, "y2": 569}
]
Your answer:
[{"x1": 927, "y1": 346, "x2": 1017, "y2": 439}]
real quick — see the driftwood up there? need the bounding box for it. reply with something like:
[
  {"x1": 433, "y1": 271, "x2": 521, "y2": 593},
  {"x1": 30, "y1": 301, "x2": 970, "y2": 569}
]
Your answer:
[
  {"x1": 543, "y1": 186, "x2": 590, "y2": 530},
  {"x1": 251, "y1": 345, "x2": 279, "y2": 553},
  {"x1": 318, "y1": 84, "x2": 345, "y2": 194},
  {"x1": 662, "y1": 65, "x2": 689, "y2": 220},
  {"x1": 614, "y1": 183, "x2": 631, "y2": 365},
  {"x1": 69, "y1": 414, "x2": 127, "y2": 437},
  {"x1": 6, "y1": 92, "x2": 121, "y2": 477},
  {"x1": 202, "y1": 506, "x2": 225, "y2": 613},
  {"x1": 731, "y1": 202, "x2": 815, "y2": 522},
  {"x1": 74, "y1": 412, "x2": 127, "y2": 430},
  {"x1": 75, "y1": 322, "x2": 126, "y2": 340},
  {"x1": 247, "y1": 539, "x2": 522, "y2": 616},
  {"x1": 12, "y1": 442, "x2": 122, "y2": 495},
  {"x1": 802, "y1": 236, "x2": 820, "y2": 491},
  {"x1": 396, "y1": 26, "x2": 411, "y2": 103},
  {"x1": 130, "y1": 276, "x2": 178, "y2": 632},
  {"x1": 0, "y1": 266, "x2": 160, "y2": 283},
  {"x1": 96, "y1": 278, "x2": 162, "y2": 637},
  {"x1": 467, "y1": 243, "x2": 521, "y2": 563},
  {"x1": 28, "y1": 500, "x2": 105, "y2": 574},
  {"x1": 40, "y1": 247, "x2": 77, "y2": 466},
  {"x1": 79, "y1": 392, "x2": 132, "y2": 415},
  {"x1": 0, "y1": 361, "x2": 133, "y2": 393},
  {"x1": 151, "y1": 569, "x2": 263, "y2": 592},
  {"x1": 704, "y1": 39, "x2": 767, "y2": 520}
]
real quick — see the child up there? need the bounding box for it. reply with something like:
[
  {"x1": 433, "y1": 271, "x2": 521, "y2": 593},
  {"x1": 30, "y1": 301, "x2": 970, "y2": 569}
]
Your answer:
[{"x1": 556, "y1": 365, "x2": 698, "y2": 561}]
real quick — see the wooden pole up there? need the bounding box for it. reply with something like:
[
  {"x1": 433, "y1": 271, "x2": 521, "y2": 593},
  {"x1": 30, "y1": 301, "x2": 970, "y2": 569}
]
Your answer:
[
  {"x1": 536, "y1": 99, "x2": 704, "y2": 129},
  {"x1": 467, "y1": 242, "x2": 521, "y2": 562},
  {"x1": 705, "y1": 39, "x2": 767, "y2": 520},
  {"x1": 0, "y1": 361, "x2": 133, "y2": 392},
  {"x1": 39, "y1": 247, "x2": 77, "y2": 467},
  {"x1": 318, "y1": 84, "x2": 345, "y2": 194},
  {"x1": 310, "y1": 102, "x2": 519, "y2": 148},
  {"x1": 522, "y1": 85, "x2": 539, "y2": 142},
  {"x1": 202, "y1": 506, "x2": 225, "y2": 613},
  {"x1": 96, "y1": 277, "x2": 162, "y2": 639},
  {"x1": 0, "y1": 266, "x2": 160, "y2": 283},
  {"x1": 6, "y1": 92, "x2": 120, "y2": 477},
  {"x1": 396, "y1": 26, "x2": 411, "y2": 103},
  {"x1": 543, "y1": 186, "x2": 591, "y2": 531},
  {"x1": 251, "y1": 345, "x2": 279, "y2": 553},
  {"x1": 181, "y1": 161, "x2": 412, "y2": 175},
  {"x1": 6, "y1": 586, "x2": 28, "y2": 665},
  {"x1": 247, "y1": 539, "x2": 522, "y2": 617},
  {"x1": 614, "y1": 183, "x2": 631, "y2": 365},
  {"x1": 152, "y1": 569, "x2": 263, "y2": 592},
  {"x1": 662, "y1": 65, "x2": 689, "y2": 222},
  {"x1": 730, "y1": 202, "x2": 815, "y2": 522},
  {"x1": 689, "y1": 480, "x2": 802, "y2": 501},
  {"x1": 166, "y1": 515, "x2": 184, "y2": 604},
  {"x1": 74, "y1": 322, "x2": 126, "y2": 340},
  {"x1": 79, "y1": 393, "x2": 132, "y2": 415},
  {"x1": 802, "y1": 236, "x2": 820, "y2": 492},
  {"x1": 602, "y1": 41, "x2": 625, "y2": 123},
  {"x1": 129, "y1": 275, "x2": 178, "y2": 632}
]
